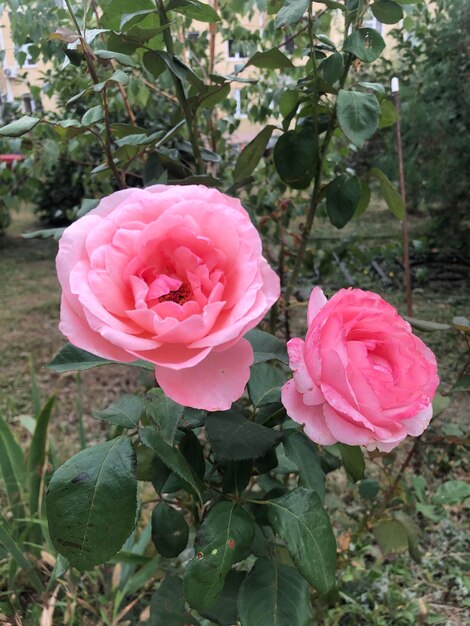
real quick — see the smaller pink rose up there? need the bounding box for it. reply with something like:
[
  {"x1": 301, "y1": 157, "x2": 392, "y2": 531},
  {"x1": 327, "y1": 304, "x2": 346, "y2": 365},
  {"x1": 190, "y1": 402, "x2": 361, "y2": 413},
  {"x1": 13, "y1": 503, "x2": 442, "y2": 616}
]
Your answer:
[{"x1": 281, "y1": 287, "x2": 439, "y2": 451}]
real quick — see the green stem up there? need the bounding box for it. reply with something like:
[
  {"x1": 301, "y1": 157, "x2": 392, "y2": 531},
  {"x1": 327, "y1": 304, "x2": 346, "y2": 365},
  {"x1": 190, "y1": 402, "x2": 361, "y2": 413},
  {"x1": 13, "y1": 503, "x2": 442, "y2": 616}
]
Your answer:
[
  {"x1": 156, "y1": 0, "x2": 204, "y2": 174},
  {"x1": 283, "y1": 6, "x2": 353, "y2": 306}
]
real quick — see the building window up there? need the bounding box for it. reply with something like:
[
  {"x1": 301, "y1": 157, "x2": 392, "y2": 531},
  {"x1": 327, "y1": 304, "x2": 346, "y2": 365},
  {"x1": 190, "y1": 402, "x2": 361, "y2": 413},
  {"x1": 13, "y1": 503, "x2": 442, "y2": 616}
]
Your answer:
[
  {"x1": 227, "y1": 39, "x2": 249, "y2": 61},
  {"x1": 21, "y1": 95, "x2": 35, "y2": 114},
  {"x1": 234, "y1": 89, "x2": 247, "y2": 119}
]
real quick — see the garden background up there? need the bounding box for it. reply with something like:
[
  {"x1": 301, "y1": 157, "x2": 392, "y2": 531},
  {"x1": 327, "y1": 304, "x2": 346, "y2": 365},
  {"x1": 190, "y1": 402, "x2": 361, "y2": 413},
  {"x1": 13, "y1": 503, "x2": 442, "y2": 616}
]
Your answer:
[{"x1": 0, "y1": 0, "x2": 469, "y2": 624}]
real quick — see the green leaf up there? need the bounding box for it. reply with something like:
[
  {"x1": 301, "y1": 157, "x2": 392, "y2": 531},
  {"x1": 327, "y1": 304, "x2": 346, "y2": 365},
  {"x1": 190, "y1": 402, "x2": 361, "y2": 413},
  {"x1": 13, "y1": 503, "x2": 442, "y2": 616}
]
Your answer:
[
  {"x1": 337, "y1": 444, "x2": 365, "y2": 482},
  {"x1": 274, "y1": 127, "x2": 318, "y2": 189},
  {"x1": 279, "y1": 90, "x2": 299, "y2": 118},
  {"x1": 200, "y1": 570, "x2": 246, "y2": 626},
  {"x1": 245, "y1": 329, "x2": 288, "y2": 365},
  {"x1": 432, "y1": 480, "x2": 470, "y2": 505},
  {"x1": 233, "y1": 125, "x2": 276, "y2": 182},
  {"x1": 0, "y1": 115, "x2": 40, "y2": 137},
  {"x1": 143, "y1": 50, "x2": 167, "y2": 78},
  {"x1": 0, "y1": 416, "x2": 25, "y2": 518},
  {"x1": 337, "y1": 90, "x2": 380, "y2": 147},
  {"x1": 120, "y1": 9, "x2": 157, "y2": 30},
  {"x1": 284, "y1": 432, "x2": 325, "y2": 502},
  {"x1": 151, "y1": 502, "x2": 189, "y2": 557},
  {"x1": 150, "y1": 574, "x2": 200, "y2": 625},
  {"x1": 248, "y1": 363, "x2": 286, "y2": 408},
  {"x1": 167, "y1": 0, "x2": 221, "y2": 23},
  {"x1": 275, "y1": 0, "x2": 310, "y2": 28},
  {"x1": 379, "y1": 98, "x2": 398, "y2": 128},
  {"x1": 154, "y1": 50, "x2": 203, "y2": 89},
  {"x1": 47, "y1": 437, "x2": 138, "y2": 570},
  {"x1": 144, "y1": 389, "x2": 184, "y2": 445},
  {"x1": 238, "y1": 557, "x2": 313, "y2": 626},
  {"x1": 81, "y1": 105, "x2": 104, "y2": 126},
  {"x1": 371, "y1": 1, "x2": 404, "y2": 24},
  {"x1": 369, "y1": 167, "x2": 405, "y2": 219},
  {"x1": 354, "y1": 179, "x2": 371, "y2": 217},
  {"x1": 92, "y1": 395, "x2": 144, "y2": 428},
  {"x1": 205, "y1": 409, "x2": 283, "y2": 461},
  {"x1": 48, "y1": 343, "x2": 154, "y2": 372},
  {"x1": 343, "y1": 28, "x2": 385, "y2": 63},
  {"x1": 325, "y1": 174, "x2": 361, "y2": 229},
  {"x1": 402, "y1": 316, "x2": 451, "y2": 332},
  {"x1": 318, "y1": 52, "x2": 344, "y2": 85},
  {"x1": 432, "y1": 392, "x2": 451, "y2": 418},
  {"x1": 184, "y1": 501, "x2": 255, "y2": 611},
  {"x1": 359, "y1": 479, "x2": 380, "y2": 500},
  {"x1": 29, "y1": 396, "x2": 55, "y2": 519},
  {"x1": 198, "y1": 83, "x2": 231, "y2": 110},
  {"x1": 394, "y1": 511, "x2": 421, "y2": 563},
  {"x1": 0, "y1": 516, "x2": 43, "y2": 592},
  {"x1": 373, "y1": 519, "x2": 408, "y2": 554},
  {"x1": 95, "y1": 49, "x2": 138, "y2": 67},
  {"x1": 139, "y1": 427, "x2": 203, "y2": 500},
  {"x1": 268, "y1": 488, "x2": 336, "y2": 594},
  {"x1": 247, "y1": 48, "x2": 294, "y2": 69}
]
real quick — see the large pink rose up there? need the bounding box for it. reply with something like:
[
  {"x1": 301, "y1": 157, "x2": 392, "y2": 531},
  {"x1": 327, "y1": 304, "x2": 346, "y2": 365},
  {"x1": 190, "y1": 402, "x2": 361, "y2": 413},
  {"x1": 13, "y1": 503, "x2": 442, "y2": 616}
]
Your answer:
[
  {"x1": 282, "y1": 287, "x2": 439, "y2": 451},
  {"x1": 56, "y1": 185, "x2": 280, "y2": 410}
]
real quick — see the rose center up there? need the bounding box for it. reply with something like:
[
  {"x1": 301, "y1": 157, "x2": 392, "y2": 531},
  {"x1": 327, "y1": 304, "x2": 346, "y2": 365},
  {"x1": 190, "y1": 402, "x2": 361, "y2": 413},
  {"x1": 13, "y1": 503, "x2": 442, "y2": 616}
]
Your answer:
[{"x1": 158, "y1": 281, "x2": 193, "y2": 305}]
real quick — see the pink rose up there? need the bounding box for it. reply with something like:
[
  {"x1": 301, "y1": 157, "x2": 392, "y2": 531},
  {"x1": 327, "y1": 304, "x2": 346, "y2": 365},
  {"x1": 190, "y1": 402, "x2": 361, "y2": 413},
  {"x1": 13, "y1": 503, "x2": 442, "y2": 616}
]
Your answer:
[
  {"x1": 281, "y1": 287, "x2": 439, "y2": 451},
  {"x1": 56, "y1": 185, "x2": 280, "y2": 410}
]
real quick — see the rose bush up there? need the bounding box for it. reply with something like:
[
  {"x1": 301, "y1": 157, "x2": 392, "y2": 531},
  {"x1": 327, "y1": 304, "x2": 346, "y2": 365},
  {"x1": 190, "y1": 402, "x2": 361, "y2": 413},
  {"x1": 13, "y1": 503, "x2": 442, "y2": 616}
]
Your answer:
[
  {"x1": 56, "y1": 184, "x2": 280, "y2": 410},
  {"x1": 282, "y1": 287, "x2": 439, "y2": 451}
]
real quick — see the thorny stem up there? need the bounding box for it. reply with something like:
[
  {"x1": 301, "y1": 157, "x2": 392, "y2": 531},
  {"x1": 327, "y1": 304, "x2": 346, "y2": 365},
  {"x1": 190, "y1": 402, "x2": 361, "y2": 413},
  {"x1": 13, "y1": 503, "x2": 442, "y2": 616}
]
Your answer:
[{"x1": 156, "y1": 0, "x2": 204, "y2": 174}]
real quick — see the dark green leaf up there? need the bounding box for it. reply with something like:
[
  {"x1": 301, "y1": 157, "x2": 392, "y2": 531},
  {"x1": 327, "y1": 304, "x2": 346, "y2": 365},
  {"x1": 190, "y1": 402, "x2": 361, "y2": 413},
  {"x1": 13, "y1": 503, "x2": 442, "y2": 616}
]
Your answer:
[
  {"x1": 92, "y1": 395, "x2": 143, "y2": 429},
  {"x1": 151, "y1": 502, "x2": 189, "y2": 557},
  {"x1": 394, "y1": 511, "x2": 421, "y2": 563},
  {"x1": 140, "y1": 427, "x2": 203, "y2": 500},
  {"x1": 284, "y1": 432, "x2": 325, "y2": 501},
  {"x1": 343, "y1": 28, "x2": 385, "y2": 63},
  {"x1": 206, "y1": 410, "x2": 283, "y2": 461},
  {"x1": 150, "y1": 574, "x2": 200, "y2": 625},
  {"x1": 143, "y1": 50, "x2": 167, "y2": 78},
  {"x1": 371, "y1": 1, "x2": 403, "y2": 24},
  {"x1": 403, "y1": 316, "x2": 451, "y2": 332},
  {"x1": 221, "y1": 459, "x2": 253, "y2": 495},
  {"x1": 245, "y1": 329, "x2": 288, "y2": 365},
  {"x1": 369, "y1": 167, "x2": 405, "y2": 219},
  {"x1": 268, "y1": 488, "x2": 336, "y2": 594},
  {"x1": 184, "y1": 501, "x2": 254, "y2": 611},
  {"x1": 359, "y1": 479, "x2": 380, "y2": 500},
  {"x1": 275, "y1": 0, "x2": 310, "y2": 28},
  {"x1": 200, "y1": 570, "x2": 246, "y2": 626},
  {"x1": 318, "y1": 52, "x2": 344, "y2": 85},
  {"x1": 233, "y1": 125, "x2": 276, "y2": 182},
  {"x1": 155, "y1": 50, "x2": 203, "y2": 89},
  {"x1": 48, "y1": 343, "x2": 154, "y2": 372},
  {"x1": 247, "y1": 48, "x2": 294, "y2": 69},
  {"x1": 379, "y1": 98, "x2": 398, "y2": 128},
  {"x1": 274, "y1": 127, "x2": 318, "y2": 189},
  {"x1": 144, "y1": 389, "x2": 184, "y2": 445},
  {"x1": 198, "y1": 83, "x2": 231, "y2": 110},
  {"x1": 354, "y1": 179, "x2": 371, "y2": 217},
  {"x1": 338, "y1": 444, "x2": 365, "y2": 482},
  {"x1": 167, "y1": 0, "x2": 221, "y2": 23},
  {"x1": 0, "y1": 115, "x2": 40, "y2": 137},
  {"x1": 248, "y1": 363, "x2": 286, "y2": 407},
  {"x1": 337, "y1": 90, "x2": 380, "y2": 147},
  {"x1": 238, "y1": 557, "x2": 313, "y2": 626},
  {"x1": 47, "y1": 437, "x2": 138, "y2": 570},
  {"x1": 326, "y1": 175, "x2": 361, "y2": 228}
]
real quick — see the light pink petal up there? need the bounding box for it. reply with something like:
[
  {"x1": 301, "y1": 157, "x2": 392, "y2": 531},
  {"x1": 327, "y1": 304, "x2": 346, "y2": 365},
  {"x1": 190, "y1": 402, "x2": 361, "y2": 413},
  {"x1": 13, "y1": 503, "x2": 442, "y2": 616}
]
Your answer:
[
  {"x1": 156, "y1": 339, "x2": 253, "y2": 411},
  {"x1": 281, "y1": 379, "x2": 335, "y2": 445},
  {"x1": 59, "y1": 295, "x2": 134, "y2": 362},
  {"x1": 286, "y1": 338, "x2": 324, "y2": 404},
  {"x1": 323, "y1": 404, "x2": 373, "y2": 446},
  {"x1": 402, "y1": 403, "x2": 433, "y2": 437},
  {"x1": 307, "y1": 286, "x2": 327, "y2": 325}
]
